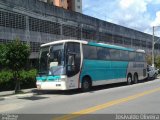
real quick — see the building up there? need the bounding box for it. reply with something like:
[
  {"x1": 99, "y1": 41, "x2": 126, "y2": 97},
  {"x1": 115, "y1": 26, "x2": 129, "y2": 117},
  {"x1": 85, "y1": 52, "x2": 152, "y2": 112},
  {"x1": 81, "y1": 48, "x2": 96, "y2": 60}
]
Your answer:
[
  {"x1": 70, "y1": 0, "x2": 82, "y2": 13},
  {"x1": 0, "y1": 0, "x2": 159, "y2": 67},
  {"x1": 39, "y1": 0, "x2": 82, "y2": 13},
  {"x1": 53, "y1": 0, "x2": 68, "y2": 9}
]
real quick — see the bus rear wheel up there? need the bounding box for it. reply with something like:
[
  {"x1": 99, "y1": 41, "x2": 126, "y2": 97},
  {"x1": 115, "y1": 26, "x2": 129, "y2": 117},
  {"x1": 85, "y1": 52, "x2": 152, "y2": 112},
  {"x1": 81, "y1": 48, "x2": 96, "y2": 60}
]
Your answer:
[
  {"x1": 81, "y1": 77, "x2": 92, "y2": 92},
  {"x1": 127, "y1": 74, "x2": 132, "y2": 85},
  {"x1": 133, "y1": 74, "x2": 138, "y2": 84}
]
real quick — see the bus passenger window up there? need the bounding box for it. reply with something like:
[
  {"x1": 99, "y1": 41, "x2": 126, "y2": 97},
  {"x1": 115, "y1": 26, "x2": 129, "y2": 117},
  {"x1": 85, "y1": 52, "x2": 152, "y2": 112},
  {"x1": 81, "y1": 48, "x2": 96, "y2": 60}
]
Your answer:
[
  {"x1": 105, "y1": 49, "x2": 110, "y2": 60},
  {"x1": 120, "y1": 51, "x2": 129, "y2": 61},
  {"x1": 129, "y1": 52, "x2": 136, "y2": 61},
  {"x1": 110, "y1": 49, "x2": 120, "y2": 60},
  {"x1": 83, "y1": 45, "x2": 97, "y2": 59},
  {"x1": 97, "y1": 48, "x2": 106, "y2": 60}
]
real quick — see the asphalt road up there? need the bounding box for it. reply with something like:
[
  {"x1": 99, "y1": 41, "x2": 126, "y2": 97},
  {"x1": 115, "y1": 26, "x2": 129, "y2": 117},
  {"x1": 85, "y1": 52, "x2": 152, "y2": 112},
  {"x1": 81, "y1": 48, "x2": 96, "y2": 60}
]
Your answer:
[{"x1": 0, "y1": 78, "x2": 160, "y2": 120}]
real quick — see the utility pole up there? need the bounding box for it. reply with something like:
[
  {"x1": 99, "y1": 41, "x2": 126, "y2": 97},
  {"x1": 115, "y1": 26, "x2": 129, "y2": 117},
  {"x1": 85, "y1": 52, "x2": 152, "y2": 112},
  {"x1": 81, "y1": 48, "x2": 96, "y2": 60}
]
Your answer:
[
  {"x1": 26, "y1": 16, "x2": 30, "y2": 46},
  {"x1": 152, "y1": 25, "x2": 160, "y2": 67},
  {"x1": 80, "y1": 24, "x2": 83, "y2": 40},
  {"x1": 60, "y1": 22, "x2": 63, "y2": 39},
  {"x1": 152, "y1": 26, "x2": 155, "y2": 67}
]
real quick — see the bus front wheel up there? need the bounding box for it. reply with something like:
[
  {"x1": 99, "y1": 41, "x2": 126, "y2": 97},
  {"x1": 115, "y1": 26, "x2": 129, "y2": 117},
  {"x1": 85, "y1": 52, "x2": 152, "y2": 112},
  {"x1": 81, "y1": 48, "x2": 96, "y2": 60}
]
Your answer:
[{"x1": 81, "y1": 77, "x2": 92, "y2": 92}]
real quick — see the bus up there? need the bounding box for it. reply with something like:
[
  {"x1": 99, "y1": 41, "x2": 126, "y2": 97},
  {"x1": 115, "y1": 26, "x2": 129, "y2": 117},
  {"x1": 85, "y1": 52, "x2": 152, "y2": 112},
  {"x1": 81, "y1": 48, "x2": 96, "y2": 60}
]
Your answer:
[{"x1": 36, "y1": 39, "x2": 147, "y2": 91}]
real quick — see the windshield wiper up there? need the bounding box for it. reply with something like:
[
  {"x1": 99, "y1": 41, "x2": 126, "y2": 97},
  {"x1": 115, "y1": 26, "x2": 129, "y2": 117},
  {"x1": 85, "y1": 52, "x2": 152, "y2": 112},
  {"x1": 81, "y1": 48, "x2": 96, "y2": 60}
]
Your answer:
[{"x1": 38, "y1": 72, "x2": 48, "y2": 76}]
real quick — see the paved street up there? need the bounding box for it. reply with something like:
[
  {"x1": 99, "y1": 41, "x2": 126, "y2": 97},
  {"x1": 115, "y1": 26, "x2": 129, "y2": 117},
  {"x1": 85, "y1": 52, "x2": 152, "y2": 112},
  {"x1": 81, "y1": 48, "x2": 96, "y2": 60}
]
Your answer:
[{"x1": 0, "y1": 79, "x2": 160, "y2": 119}]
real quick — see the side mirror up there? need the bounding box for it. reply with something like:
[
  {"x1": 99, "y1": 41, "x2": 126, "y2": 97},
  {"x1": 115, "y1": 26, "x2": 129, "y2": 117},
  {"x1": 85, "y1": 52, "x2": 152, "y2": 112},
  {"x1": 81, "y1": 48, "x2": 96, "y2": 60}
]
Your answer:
[
  {"x1": 67, "y1": 53, "x2": 75, "y2": 65},
  {"x1": 66, "y1": 53, "x2": 75, "y2": 73},
  {"x1": 47, "y1": 53, "x2": 50, "y2": 57}
]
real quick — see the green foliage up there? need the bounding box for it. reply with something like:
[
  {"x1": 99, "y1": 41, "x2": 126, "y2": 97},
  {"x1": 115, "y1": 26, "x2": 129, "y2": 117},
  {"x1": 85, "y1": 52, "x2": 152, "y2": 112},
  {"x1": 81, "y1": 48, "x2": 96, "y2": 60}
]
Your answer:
[
  {"x1": 155, "y1": 56, "x2": 160, "y2": 69},
  {"x1": 0, "y1": 70, "x2": 14, "y2": 90},
  {"x1": 20, "y1": 69, "x2": 37, "y2": 89},
  {"x1": 146, "y1": 55, "x2": 160, "y2": 69},
  {"x1": 0, "y1": 38, "x2": 31, "y2": 92},
  {"x1": 146, "y1": 55, "x2": 152, "y2": 65},
  {"x1": 5, "y1": 38, "x2": 30, "y2": 71},
  {"x1": 0, "y1": 69, "x2": 37, "y2": 91},
  {"x1": 0, "y1": 39, "x2": 30, "y2": 70},
  {"x1": 0, "y1": 44, "x2": 8, "y2": 66}
]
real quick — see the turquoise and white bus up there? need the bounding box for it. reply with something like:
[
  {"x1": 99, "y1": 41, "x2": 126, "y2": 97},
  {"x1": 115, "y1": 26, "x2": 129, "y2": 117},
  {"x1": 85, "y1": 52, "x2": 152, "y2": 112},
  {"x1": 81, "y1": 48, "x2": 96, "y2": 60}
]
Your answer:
[{"x1": 36, "y1": 39, "x2": 147, "y2": 91}]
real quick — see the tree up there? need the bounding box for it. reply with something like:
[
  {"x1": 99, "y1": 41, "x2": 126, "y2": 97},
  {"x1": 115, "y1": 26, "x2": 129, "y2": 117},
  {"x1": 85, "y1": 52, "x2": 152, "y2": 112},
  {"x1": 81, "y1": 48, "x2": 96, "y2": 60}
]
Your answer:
[
  {"x1": 0, "y1": 44, "x2": 8, "y2": 68},
  {"x1": 0, "y1": 38, "x2": 30, "y2": 93}
]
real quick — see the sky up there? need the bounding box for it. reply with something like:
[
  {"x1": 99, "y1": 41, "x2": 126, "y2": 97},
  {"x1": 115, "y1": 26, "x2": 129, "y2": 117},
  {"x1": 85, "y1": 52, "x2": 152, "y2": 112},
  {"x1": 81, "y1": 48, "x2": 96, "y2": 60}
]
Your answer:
[{"x1": 82, "y1": 0, "x2": 160, "y2": 36}]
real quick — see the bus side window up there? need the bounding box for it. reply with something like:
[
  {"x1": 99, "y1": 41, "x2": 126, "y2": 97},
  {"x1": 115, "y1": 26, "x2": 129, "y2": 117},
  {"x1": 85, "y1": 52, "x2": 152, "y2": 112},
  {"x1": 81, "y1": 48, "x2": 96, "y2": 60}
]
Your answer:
[
  {"x1": 129, "y1": 52, "x2": 136, "y2": 61},
  {"x1": 139, "y1": 53, "x2": 145, "y2": 62},
  {"x1": 83, "y1": 45, "x2": 97, "y2": 59},
  {"x1": 105, "y1": 48, "x2": 110, "y2": 60},
  {"x1": 97, "y1": 47, "x2": 106, "y2": 60},
  {"x1": 120, "y1": 50, "x2": 129, "y2": 61},
  {"x1": 135, "y1": 53, "x2": 143, "y2": 62},
  {"x1": 110, "y1": 49, "x2": 120, "y2": 60},
  {"x1": 143, "y1": 54, "x2": 146, "y2": 62}
]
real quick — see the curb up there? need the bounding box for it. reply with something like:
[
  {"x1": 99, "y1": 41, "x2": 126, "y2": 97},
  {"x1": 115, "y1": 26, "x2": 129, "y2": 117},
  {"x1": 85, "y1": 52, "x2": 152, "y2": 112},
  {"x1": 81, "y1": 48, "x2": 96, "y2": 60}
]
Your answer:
[
  {"x1": 2, "y1": 92, "x2": 36, "y2": 100},
  {"x1": 0, "y1": 97, "x2": 5, "y2": 101},
  {"x1": 0, "y1": 88, "x2": 37, "y2": 98}
]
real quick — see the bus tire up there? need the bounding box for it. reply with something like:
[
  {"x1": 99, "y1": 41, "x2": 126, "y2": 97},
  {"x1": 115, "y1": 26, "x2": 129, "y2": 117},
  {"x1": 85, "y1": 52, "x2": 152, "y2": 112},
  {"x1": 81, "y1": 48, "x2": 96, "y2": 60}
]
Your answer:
[
  {"x1": 153, "y1": 73, "x2": 157, "y2": 79},
  {"x1": 127, "y1": 74, "x2": 132, "y2": 85},
  {"x1": 133, "y1": 73, "x2": 138, "y2": 84},
  {"x1": 81, "y1": 77, "x2": 92, "y2": 92},
  {"x1": 147, "y1": 74, "x2": 150, "y2": 80}
]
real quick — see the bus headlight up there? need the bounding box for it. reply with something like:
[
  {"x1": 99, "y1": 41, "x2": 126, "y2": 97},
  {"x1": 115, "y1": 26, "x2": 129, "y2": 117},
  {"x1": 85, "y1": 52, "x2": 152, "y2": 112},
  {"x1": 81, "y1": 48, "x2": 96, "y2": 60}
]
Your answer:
[
  {"x1": 60, "y1": 75, "x2": 66, "y2": 81},
  {"x1": 61, "y1": 78, "x2": 66, "y2": 81}
]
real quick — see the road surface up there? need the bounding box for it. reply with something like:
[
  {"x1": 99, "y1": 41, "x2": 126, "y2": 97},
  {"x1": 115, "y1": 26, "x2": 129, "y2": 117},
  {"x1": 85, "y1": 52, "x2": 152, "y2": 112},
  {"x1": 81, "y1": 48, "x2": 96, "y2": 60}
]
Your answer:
[{"x1": 0, "y1": 78, "x2": 160, "y2": 120}]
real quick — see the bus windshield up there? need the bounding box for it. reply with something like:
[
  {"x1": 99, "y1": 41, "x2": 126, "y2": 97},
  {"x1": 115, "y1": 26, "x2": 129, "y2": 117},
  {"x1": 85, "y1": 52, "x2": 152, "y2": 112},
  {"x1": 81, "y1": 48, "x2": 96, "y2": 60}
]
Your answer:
[{"x1": 39, "y1": 43, "x2": 65, "y2": 76}]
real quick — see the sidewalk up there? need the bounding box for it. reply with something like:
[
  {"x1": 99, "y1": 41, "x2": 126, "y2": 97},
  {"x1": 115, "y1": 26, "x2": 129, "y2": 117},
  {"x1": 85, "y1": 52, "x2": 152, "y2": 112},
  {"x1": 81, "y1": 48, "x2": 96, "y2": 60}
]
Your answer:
[{"x1": 0, "y1": 88, "x2": 36, "y2": 97}]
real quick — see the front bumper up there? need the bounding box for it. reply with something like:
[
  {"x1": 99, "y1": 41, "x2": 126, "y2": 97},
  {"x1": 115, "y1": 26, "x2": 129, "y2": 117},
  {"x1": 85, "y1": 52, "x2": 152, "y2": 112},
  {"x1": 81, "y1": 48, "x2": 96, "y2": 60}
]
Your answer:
[
  {"x1": 36, "y1": 75, "x2": 68, "y2": 90},
  {"x1": 36, "y1": 81, "x2": 67, "y2": 90}
]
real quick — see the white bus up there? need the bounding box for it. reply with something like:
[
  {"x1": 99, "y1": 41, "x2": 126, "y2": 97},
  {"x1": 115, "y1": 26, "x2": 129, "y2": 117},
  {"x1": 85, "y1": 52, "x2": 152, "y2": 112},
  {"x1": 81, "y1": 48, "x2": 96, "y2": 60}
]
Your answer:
[{"x1": 36, "y1": 39, "x2": 147, "y2": 91}]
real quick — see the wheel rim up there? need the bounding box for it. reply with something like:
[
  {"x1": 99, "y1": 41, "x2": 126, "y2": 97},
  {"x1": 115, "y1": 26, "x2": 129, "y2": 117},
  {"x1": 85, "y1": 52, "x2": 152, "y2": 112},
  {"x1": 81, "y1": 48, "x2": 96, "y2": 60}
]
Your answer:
[
  {"x1": 83, "y1": 81, "x2": 89, "y2": 90},
  {"x1": 134, "y1": 75, "x2": 137, "y2": 83},
  {"x1": 128, "y1": 76, "x2": 132, "y2": 84},
  {"x1": 154, "y1": 74, "x2": 157, "y2": 78}
]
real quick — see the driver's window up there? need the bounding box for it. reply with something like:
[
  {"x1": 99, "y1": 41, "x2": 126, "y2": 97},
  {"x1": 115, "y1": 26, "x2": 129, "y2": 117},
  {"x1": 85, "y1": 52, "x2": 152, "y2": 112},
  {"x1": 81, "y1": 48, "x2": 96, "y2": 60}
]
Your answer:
[
  {"x1": 66, "y1": 42, "x2": 80, "y2": 77},
  {"x1": 68, "y1": 55, "x2": 75, "y2": 66}
]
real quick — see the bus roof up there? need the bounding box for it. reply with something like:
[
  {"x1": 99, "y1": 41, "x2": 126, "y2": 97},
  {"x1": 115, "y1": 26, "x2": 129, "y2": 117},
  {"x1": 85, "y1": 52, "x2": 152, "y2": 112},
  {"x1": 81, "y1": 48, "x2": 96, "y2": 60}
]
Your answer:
[
  {"x1": 41, "y1": 39, "x2": 145, "y2": 53},
  {"x1": 88, "y1": 42, "x2": 135, "y2": 52},
  {"x1": 41, "y1": 39, "x2": 88, "y2": 47},
  {"x1": 136, "y1": 49, "x2": 145, "y2": 53}
]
